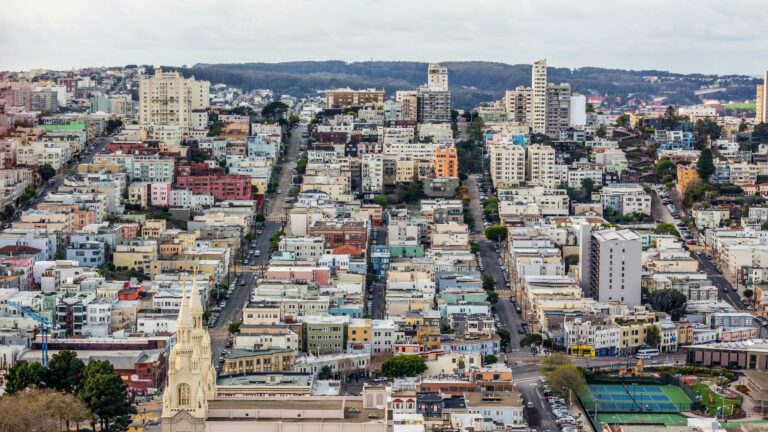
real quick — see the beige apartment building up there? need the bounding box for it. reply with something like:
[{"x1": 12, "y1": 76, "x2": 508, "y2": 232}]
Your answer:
[
  {"x1": 527, "y1": 144, "x2": 557, "y2": 188},
  {"x1": 489, "y1": 141, "x2": 526, "y2": 187},
  {"x1": 138, "y1": 70, "x2": 210, "y2": 128}
]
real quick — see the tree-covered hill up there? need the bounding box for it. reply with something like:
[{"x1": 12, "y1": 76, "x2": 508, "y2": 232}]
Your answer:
[{"x1": 171, "y1": 61, "x2": 758, "y2": 110}]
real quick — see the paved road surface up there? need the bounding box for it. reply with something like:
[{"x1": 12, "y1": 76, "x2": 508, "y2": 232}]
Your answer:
[
  {"x1": 209, "y1": 126, "x2": 302, "y2": 367},
  {"x1": 265, "y1": 125, "x2": 302, "y2": 220},
  {"x1": 694, "y1": 251, "x2": 743, "y2": 308}
]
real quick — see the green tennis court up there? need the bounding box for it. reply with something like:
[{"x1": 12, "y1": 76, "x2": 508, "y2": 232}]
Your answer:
[{"x1": 580, "y1": 384, "x2": 692, "y2": 413}]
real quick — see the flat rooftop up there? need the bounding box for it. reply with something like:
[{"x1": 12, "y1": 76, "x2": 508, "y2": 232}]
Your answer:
[{"x1": 208, "y1": 398, "x2": 384, "y2": 423}]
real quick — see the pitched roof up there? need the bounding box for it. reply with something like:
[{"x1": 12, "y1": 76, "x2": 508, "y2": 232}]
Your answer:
[{"x1": 0, "y1": 245, "x2": 41, "y2": 255}]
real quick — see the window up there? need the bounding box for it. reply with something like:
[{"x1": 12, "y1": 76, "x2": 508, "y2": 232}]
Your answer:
[{"x1": 177, "y1": 383, "x2": 191, "y2": 406}]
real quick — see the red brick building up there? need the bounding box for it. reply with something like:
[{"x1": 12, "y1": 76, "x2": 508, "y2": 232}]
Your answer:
[
  {"x1": 174, "y1": 161, "x2": 225, "y2": 178},
  {"x1": 175, "y1": 174, "x2": 252, "y2": 201},
  {"x1": 308, "y1": 219, "x2": 368, "y2": 253}
]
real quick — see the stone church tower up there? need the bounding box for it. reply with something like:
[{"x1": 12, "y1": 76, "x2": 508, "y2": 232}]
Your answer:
[{"x1": 162, "y1": 277, "x2": 217, "y2": 432}]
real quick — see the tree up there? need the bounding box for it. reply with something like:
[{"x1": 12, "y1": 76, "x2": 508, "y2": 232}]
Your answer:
[
  {"x1": 586, "y1": 103, "x2": 595, "y2": 113},
  {"x1": 663, "y1": 105, "x2": 678, "y2": 130},
  {"x1": 374, "y1": 194, "x2": 389, "y2": 208},
  {"x1": 497, "y1": 329, "x2": 511, "y2": 351},
  {"x1": 548, "y1": 364, "x2": 586, "y2": 401},
  {"x1": 485, "y1": 225, "x2": 507, "y2": 242},
  {"x1": 261, "y1": 101, "x2": 289, "y2": 122},
  {"x1": 564, "y1": 254, "x2": 579, "y2": 272},
  {"x1": 105, "y1": 118, "x2": 123, "y2": 134},
  {"x1": 46, "y1": 350, "x2": 85, "y2": 394},
  {"x1": 467, "y1": 115, "x2": 486, "y2": 143},
  {"x1": 615, "y1": 114, "x2": 630, "y2": 128},
  {"x1": 520, "y1": 333, "x2": 544, "y2": 348},
  {"x1": 2, "y1": 204, "x2": 14, "y2": 220},
  {"x1": 482, "y1": 275, "x2": 496, "y2": 292},
  {"x1": 486, "y1": 291, "x2": 499, "y2": 304},
  {"x1": 3, "y1": 361, "x2": 47, "y2": 394},
  {"x1": 697, "y1": 148, "x2": 715, "y2": 183},
  {"x1": 540, "y1": 353, "x2": 572, "y2": 376},
  {"x1": 596, "y1": 125, "x2": 607, "y2": 138},
  {"x1": 654, "y1": 222, "x2": 680, "y2": 237},
  {"x1": 656, "y1": 157, "x2": 675, "y2": 179},
  {"x1": 744, "y1": 288, "x2": 754, "y2": 304},
  {"x1": 645, "y1": 288, "x2": 687, "y2": 320},
  {"x1": 296, "y1": 157, "x2": 308, "y2": 175},
  {"x1": 484, "y1": 354, "x2": 498, "y2": 364},
  {"x1": 645, "y1": 325, "x2": 661, "y2": 347},
  {"x1": 0, "y1": 388, "x2": 90, "y2": 432},
  {"x1": 38, "y1": 163, "x2": 56, "y2": 181},
  {"x1": 694, "y1": 118, "x2": 722, "y2": 149},
  {"x1": 754, "y1": 123, "x2": 768, "y2": 144},
  {"x1": 228, "y1": 320, "x2": 242, "y2": 334},
  {"x1": 255, "y1": 213, "x2": 266, "y2": 223},
  {"x1": 581, "y1": 178, "x2": 595, "y2": 200},
  {"x1": 79, "y1": 360, "x2": 136, "y2": 432},
  {"x1": 381, "y1": 355, "x2": 427, "y2": 378},
  {"x1": 318, "y1": 365, "x2": 333, "y2": 380}
]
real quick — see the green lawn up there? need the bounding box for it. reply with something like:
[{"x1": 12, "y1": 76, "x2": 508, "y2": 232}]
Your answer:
[
  {"x1": 724, "y1": 103, "x2": 756, "y2": 110},
  {"x1": 596, "y1": 412, "x2": 687, "y2": 426},
  {"x1": 693, "y1": 382, "x2": 742, "y2": 416}
]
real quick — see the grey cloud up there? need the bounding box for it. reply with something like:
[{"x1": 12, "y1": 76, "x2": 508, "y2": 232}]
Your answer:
[{"x1": 0, "y1": 0, "x2": 766, "y2": 75}]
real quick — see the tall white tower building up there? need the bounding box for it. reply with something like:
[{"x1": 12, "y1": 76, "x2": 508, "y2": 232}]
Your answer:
[
  {"x1": 530, "y1": 59, "x2": 548, "y2": 134},
  {"x1": 757, "y1": 70, "x2": 768, "y2": 124},
  {"x1": 427, "y1": 63, "x2": 449, "y2": 91}
]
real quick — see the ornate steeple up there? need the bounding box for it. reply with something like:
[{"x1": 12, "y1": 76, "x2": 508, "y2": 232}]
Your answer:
[{"x1": 162, "y1": 274, "x2": 216, "y2": 432}]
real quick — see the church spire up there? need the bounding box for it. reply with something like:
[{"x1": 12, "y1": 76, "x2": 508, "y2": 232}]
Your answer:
[
  {"x1": 189, "y1": 268, "x2": 204, "y2": 323},
  {"x1": 177, "y1": 280, "x2": 193, "y2": 332}
]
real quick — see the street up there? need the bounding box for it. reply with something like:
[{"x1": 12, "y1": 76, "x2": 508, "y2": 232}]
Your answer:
[
  {"x1": 208, "y1": 125, "x2": 302, "y2": 367},
  {"x1": 265, "y1": 125, "x2": 302, "y2": 220},
  {"x1": 694, "y1": 252, "x2": 743, "y2": 309},
  {"x1": 466, "y1": 175, "x2": 526, "y2": 349}
]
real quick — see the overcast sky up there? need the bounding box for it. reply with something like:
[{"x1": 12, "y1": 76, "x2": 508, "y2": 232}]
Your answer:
[{"x1": 2, "y1": 0, "x2": 766, "y2": 76}]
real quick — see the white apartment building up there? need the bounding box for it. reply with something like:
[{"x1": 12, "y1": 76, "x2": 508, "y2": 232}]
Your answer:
[
  {"x1": 729, "y1": 162, "x2": 759, "y2": 186},
  {"x1": 498, "y1": 186, "x2": 568, "y2": 216},
  {"x1": 16, "y1": 141, "x2": 71, "y2": 170},
  {"x1": 530, "y1": 59, "x2": 548, "y2": 134},
  {"x1": 372, "y1": 319, "x2": 402, "y2": 355},
  {"x1": 587, "y1": 229, "x2": 642, "y2": 306},
  {"x1": 563, "y1": 318, "x2": 620, "y2": 355},
  {"x1": 489, "y1": 142, "x2": 525, "y2": 187},
  {"x1": 601, "y1": 184, "x2": 652, "y2": 216},
  {"x1": 84, "y1": 299, "x2": 113, "y2": 337},
  {"x1": 567, "y1": 168, "x2": 603, "y2": 188},
  {"x1": 527, "y1": 144, "x2": 557, "y2": 188},
  {"x1": 278, "y1": 236, "x2": 325, "y2": 260},
  {"x1": 427, "y1": 63, "x2": 449, "y2": 91},
  {"x1": 362, "y1": 154, "x2": 384, "y2": 193},
  {"x1": 138, "y1": 70, "x2": 210, "y2": 128}
]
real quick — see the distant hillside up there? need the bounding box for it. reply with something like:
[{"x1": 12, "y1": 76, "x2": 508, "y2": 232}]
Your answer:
[{"x1": 176, "y1": 61, "x2": 759, "y2": 110}]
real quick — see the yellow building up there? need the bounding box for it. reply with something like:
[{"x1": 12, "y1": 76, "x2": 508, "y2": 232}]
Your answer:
[
  {"x1": 676, "y1": 164, "x2": 699, "y2": 194},
  {"x1": 149, "y1": 259, "x2": 222, "y2": 281},
  {"x1": 348, "y1": 318, "x2": 372, "y2": 345},
  {"x1": 113, "y1": 240, "x2": 158, "y2": 273},
  {"x1": 415, "y1": 325, "x2": 441, "y2": 351},
  {"x1": 617, "y1": 321, "x2": 654, "y2": 355},
  {"x1": 141, "y1": 219, "x2": 167, "y2": 239},
  {"x1": 220, "y1": 348, "x2": 295, "y2": 375}
]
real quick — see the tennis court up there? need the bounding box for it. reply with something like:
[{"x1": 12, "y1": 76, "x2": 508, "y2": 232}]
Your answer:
[{"x1": 580, "y1": 384, "x2": 692, "y2": 413}]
